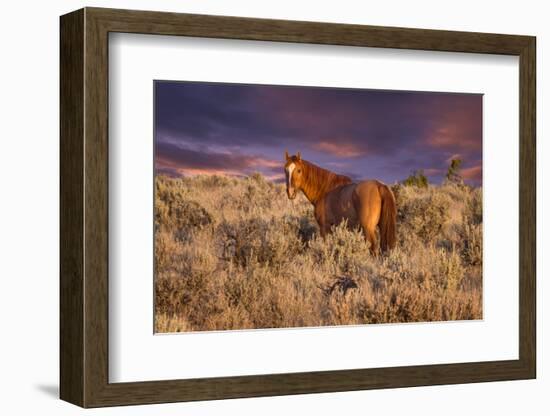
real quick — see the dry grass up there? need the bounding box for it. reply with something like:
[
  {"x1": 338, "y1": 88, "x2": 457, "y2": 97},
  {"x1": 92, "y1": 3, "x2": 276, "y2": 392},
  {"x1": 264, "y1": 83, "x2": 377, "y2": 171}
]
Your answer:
[{"x1": 154, "y1": 173, "x2": 482, "y2": 332}]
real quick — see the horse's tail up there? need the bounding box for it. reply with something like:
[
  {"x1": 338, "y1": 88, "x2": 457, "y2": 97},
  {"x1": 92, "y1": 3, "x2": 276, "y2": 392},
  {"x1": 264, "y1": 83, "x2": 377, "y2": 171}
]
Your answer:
[{"x1": 378, "y1": 183, "x2": 397, "y2": 252}]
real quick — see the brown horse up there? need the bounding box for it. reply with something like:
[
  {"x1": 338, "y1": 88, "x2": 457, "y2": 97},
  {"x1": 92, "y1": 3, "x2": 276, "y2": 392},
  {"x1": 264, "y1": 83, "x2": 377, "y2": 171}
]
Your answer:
[{"x1": 284, "y1": 151, "x2": 397, "y2": 254}]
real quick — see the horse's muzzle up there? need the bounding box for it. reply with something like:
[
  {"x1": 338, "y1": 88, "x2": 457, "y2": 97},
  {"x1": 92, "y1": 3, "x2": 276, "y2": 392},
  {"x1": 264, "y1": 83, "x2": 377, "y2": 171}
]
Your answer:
[{"x1": 287, "y1": 188, "x2": 297, "y2": 200}]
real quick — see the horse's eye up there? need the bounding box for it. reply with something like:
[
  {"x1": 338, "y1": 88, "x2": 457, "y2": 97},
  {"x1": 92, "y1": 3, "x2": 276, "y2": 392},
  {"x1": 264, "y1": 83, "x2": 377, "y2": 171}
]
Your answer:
[{"x1": 297, "y1": 169, "x2": 301, "y2": 173}]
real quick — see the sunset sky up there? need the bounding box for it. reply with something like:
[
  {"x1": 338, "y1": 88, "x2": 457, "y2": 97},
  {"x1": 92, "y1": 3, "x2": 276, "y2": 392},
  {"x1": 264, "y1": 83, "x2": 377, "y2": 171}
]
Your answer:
[{"x1": 154, "y1": 81, "x2": 482, "y2": 186}]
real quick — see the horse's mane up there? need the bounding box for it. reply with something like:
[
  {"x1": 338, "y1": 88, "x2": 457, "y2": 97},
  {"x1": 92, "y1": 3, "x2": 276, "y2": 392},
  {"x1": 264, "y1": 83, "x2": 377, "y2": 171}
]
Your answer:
[{"x1": 300, "y1": 159, "x2": 353, "y2": 203}]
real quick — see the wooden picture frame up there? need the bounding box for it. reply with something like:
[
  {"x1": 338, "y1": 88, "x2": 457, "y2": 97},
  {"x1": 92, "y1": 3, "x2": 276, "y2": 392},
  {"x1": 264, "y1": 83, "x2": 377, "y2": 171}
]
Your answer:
[{"x1": 60, "y1": 7, "x2": 536, "y2": 408}]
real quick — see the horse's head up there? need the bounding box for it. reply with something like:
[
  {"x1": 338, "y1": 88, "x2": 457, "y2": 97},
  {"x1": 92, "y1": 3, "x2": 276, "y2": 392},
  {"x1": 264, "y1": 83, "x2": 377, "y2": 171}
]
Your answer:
[{"x1": 284, "y1": 151, "x2": 305, "y2": 200}]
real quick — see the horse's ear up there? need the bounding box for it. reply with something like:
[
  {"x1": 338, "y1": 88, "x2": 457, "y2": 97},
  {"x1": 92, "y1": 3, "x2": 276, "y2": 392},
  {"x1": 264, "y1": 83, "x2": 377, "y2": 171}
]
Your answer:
[
  {"x1": 296, "y1": 152, "x2": 301, "y2": 161},
  {"x1": 285, "y1": 150, "x2": 289, "y2": 161}
]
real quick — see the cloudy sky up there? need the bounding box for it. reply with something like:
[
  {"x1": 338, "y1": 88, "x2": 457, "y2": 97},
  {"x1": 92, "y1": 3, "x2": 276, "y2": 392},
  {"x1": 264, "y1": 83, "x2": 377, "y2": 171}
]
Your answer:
[{"x1": 154, "y1": 81, "x2": 482, "y2": 186}]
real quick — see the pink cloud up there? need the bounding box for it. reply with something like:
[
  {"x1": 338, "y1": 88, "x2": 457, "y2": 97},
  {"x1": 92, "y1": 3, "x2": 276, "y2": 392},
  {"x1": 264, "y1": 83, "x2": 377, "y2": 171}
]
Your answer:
[
  {"x1": 427, "y1": 127, "x2": 480, "y2": 152},
  {"x1": 423, "y1": 168, "x2": 444, "y2": 176},
  {"x1": 314, "y1": 141, "x2": 366, "y2": 158},
  {"x1": 155, "y1": 144, "x2": 282, "y2": 178},
  {"x1": 461, "y1": 165, "x2": 482, "y2": 181}
]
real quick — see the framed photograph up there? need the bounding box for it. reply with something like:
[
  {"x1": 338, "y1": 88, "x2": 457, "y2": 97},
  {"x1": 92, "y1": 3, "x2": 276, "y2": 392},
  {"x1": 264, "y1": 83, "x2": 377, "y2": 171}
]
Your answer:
[{"x1": 60, "y1": 7, "x2": 536, "y2": 407}]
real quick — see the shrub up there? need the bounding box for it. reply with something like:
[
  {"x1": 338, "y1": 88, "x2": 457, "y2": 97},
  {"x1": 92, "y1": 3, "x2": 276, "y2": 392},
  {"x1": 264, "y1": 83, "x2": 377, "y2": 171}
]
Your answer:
[
  {"x1": 446, "y1": 158, "x2": 463, "y2": 184},
  {"x1": 217, "y1": 216, "x2": 303, "y2": 267},
  {"x1": 397, "y1": 189, "x2": 451, "y2": 242},
  {"x1": 195, "y1": 174, "x2": 233, "y2": 189},
  {"x1": 155, "y1": 230, "x2": 179, "y2": 272},
  {"x1": 155, "y1": 176, "x2": 213, "y2": 234},
  {"x1": 402, "y1": 170, "x2": 429, "y2": 188},
  {"x1": 434, "y1": 247, "x2": 464, "y2": 291},
  {"x1": 460, "y1": 222, "x2": 483, "y2": 266},
  {"x1": 172, "y1": 199, "x2": 212, "y2": 230},
  {"x1": 297, "y1": 215, "x2": 318, "y2": 243},
  {"x1": 467, "y1": 187, "x2": 483, "y2": 224},
  {"x1": 308, "y1": 221, "x2": 371, "y2": 275}
]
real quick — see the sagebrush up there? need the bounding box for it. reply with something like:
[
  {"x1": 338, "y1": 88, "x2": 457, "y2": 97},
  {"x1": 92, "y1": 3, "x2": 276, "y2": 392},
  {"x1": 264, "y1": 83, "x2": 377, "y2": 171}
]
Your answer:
[{"x1": 155, "y1": 174, "x2": 482, "y2": 332}]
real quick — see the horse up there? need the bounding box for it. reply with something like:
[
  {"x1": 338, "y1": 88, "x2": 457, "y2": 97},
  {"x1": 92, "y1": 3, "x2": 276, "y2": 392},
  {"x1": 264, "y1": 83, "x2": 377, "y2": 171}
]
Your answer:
[{"x1": 284, "y1": 151, "x2": 397, "y2": 254}]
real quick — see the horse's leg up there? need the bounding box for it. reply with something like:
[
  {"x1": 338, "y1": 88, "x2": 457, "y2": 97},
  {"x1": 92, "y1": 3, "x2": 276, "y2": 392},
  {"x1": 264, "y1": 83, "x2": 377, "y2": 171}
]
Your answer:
[
  {"x1": 364, "y1": 223, "x2": 378, "y2": 256},
  {"x1": 319, "y1": 215, "x2": 332, "y2": 239},
  {"x1": 314, "y1": 200, "x2": 329, "y2": 239},
  {"x1": 354, "y1": 184, "x2": 382, "y2": 256},
  {"x1": 357, "y1": 208, "x2": 379, "y2": 255}
]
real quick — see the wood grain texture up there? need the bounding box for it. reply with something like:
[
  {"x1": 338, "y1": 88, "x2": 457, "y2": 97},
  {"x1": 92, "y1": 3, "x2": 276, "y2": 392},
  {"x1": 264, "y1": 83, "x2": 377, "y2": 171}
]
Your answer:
[
  {"x1": 59, "y1": 8, "x2": 84, "y2": 407},
  {"x1": 88, "y1": 7, "x2": 532, "y2": 54},
  {"x1": 83, "y1": 10, "x2": 111, "y2": 406},
  {"x1": 518, "y1": 38, "x2": 536, "y2": 376},
  {"x1": 59, "y1": 7, "x2": 537, "y2": 408}
]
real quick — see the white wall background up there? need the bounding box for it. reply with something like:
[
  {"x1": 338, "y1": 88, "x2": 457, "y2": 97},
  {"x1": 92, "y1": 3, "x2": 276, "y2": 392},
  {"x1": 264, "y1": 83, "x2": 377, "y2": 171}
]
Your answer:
[{"x1": 0, "y1": 0, "x2": 545, "y2": 414}]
